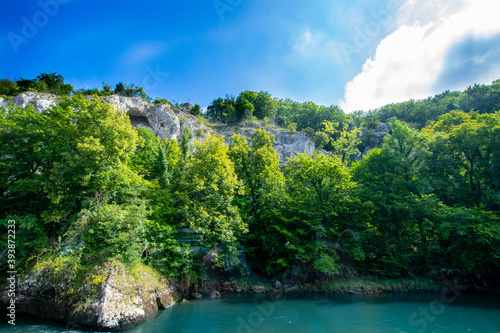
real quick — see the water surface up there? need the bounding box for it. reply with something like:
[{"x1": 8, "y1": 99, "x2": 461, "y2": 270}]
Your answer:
[{"x1": 1, "y1": 293, "x2": 499, "y2": 332}]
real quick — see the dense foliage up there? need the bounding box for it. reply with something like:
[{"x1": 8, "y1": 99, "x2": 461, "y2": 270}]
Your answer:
[
  {"x1": 1, "y1": 75, "x2": 499, "y2": 286},
  {"x1": 361, "y1": 80, "x2": 500, "y2": 129}
]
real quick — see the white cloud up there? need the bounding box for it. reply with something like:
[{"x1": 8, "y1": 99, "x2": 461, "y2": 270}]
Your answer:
[{"x1": 341, "y1": 0, "x2": 500, "y2": 112}]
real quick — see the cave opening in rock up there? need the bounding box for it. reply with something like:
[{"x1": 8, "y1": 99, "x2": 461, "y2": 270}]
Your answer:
[{"x1": 129, "y1": 115, "x2": 151, "y2": 130}]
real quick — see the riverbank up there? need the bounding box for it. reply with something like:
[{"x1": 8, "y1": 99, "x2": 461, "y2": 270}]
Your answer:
[
  {"x1": 2, "y1": 261, "x2": 499, "y2": 332},
  {"x1": 185, "y1": 275, "x2": 445, "y2": 300}
]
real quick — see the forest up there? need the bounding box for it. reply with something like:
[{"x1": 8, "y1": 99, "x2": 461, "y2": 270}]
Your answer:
[{"x1": 0, "y1": 73, "x2": 499, "y2": 290}]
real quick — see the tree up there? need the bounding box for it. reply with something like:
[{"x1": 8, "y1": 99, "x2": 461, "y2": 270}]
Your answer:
[
  {"x1": 115, "y1": 82, "x2": 126, "y2": 95},
  {"x1": 283, "y1": 152, "x2": 359, "y2": 275},
  {"x1": 206, "y1": 96, "x2": 235, "y2": 123},
  {"x1": 233, "y1": 96, "x2": 254, "y2": 123},
  {"x1": 189, "y1": 104, "x2": 202, "y2": 116},
  {"x1": 130, "y1": 127, "x2": 170, "y2": 183},
  {"x1": 36, "y1": 72, "x2": 73, "y2": 95},
  {"x1": 429, "y1": 111, "x2": 500, "y2": 208},
  {"x1": 1, "y1": 94, "x2": 148, "y2": 272},
  {"x1": 228, "y1": 130, "x2": 288, "y2": 275},
  {"x1": 153, "y1": 135, "x2": 247, "y2": 271},
  {"x1": 324, "y1": 121, "x2": 361, "y2": 165},
  {"x1": 253, "y1": 91, "x2": 277, "y2": 120},
  {"x1": 0, "y1": 78, "x2": 19, "y2": 97},
  {"x1": 350, "y1": 120, "x2": 431, "y2": 276}
]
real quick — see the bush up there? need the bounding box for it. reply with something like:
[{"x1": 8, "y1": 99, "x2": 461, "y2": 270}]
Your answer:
[
  {"x1": 287, "y1": 122, "x2": 297, "y2": 133},
  {"x1": 0, "y1": 79, "x2": 19, "y2": 97},
  {"x1": 189, "y1": 104, "x2": 202, "y2": 116}
]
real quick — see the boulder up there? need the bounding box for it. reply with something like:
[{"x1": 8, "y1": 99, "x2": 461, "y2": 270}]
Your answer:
[
  {"x1": 1, "y1": 260, "x2": 178, "y2": 331},
  {"x1": 251, "y1": 285, "x2": 266, "y2": 293},
  {"x1": 191, "y1": 292, "x2": 203, "y2": 299}
]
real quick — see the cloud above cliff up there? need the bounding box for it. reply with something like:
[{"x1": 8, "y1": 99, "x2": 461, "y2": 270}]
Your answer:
[{"x1": 341, "y1": 0, "x2": 500, "y2": 112}]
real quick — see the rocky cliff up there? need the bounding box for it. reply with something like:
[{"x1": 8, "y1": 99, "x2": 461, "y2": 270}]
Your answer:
[
  {"x1": 0, "y1": 92, "x2": 209, "y2": 142},
  {"x1": 104, "y1": 95, "x2": 209, "y2": 142},
  {"x1": 2, "y1": 93, "x2": 317, "y2": 163},
  {"x1": 217, "y1": 122, "x2": 316, "y2": 164}
]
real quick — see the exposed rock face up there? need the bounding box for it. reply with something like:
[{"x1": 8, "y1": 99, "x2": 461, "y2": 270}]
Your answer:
[
  {"x1": 360, "y1": 122, "x2": 392, "y2": 156},
  {"x1": 3, "y1": 93, "x2": 316, "y2": 163},
  {"x1": 3, "y1": 93, "x2": 209, "y2": 142},
  {"x1": 218, "y1": 124, "x2": 316, "y2": 165},
  {"x1": 1, "y1": 261, "x2": 179, "y2": 331},
  {"x1": 5, "y1": 92, "x2": 57, "y2": 112},
  {"x1": 104, "y1": 95, "x2": 208, "y2": 142}
]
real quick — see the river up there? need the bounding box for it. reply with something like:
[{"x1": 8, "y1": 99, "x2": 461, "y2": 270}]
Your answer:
[{"x1": 1, "y1": 293, "x2": 499, "y2": 332}]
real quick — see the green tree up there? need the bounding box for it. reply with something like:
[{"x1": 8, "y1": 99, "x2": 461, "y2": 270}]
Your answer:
[
  {"x1": 207, "y1": 96, "x2": 235, "y2": 123},
  {"x1": 233, "y1": 96, "x2": 254, "y2": 123},
  {"x1": 0, "y1": 78, "x2": 19, "y2": 97},
  {"x1": 189, "y1": 104, "x2": 202, "y2": 116},
  {"x1": 130, "y1": 127, "x2": 171, "y2": 184},
  {"x1": 1, "y1": 94, "x2": 148, "y2": 275},
  {"x1": 252, "y1": 91, "x2": 277, "y2": 120},
  {"x1": 153, "y1": 135, "x2": 247, "y2": 271},
  {"x1": 324, "y1": 121, "x2": 361, "y2": 165},
  {"x1": 228, "y1": 130, "x2": 288, "y2": 275},
  {"x1": 36, "y1": 72, "x2": 73, "y2": 95},
  {"x1": 429, "y1": 111, "x2": 500, "y2": 208},
  {"x1": 351, "y1": 121, "x2": 431, "y2": 276},
  {"x1": 284, "y1": 152, "x2": 359, "y2": 275}
]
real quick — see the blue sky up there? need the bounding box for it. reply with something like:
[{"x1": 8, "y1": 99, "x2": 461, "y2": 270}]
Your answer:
[{"x1": 2, "y1": 0, "x2": 500, "y2": 111}]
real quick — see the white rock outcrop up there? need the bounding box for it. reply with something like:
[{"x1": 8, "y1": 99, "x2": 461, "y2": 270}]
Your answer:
[
  {"x1": 1, "y1": 261, "x2": 178, "y2": 331},
  {"x1": 218, "y1": 124, "x2": 316, "y2": 165},
  {"x1": 104, "y1": 95, "x2": 210, "y2": 141},
  {"x1": 7, "y1": 92, "x2": 57, "y2": 112},
  {"x1": 3, "y1": 93, "x2": 209, "y2": 142},
  {"x1": 2, "y1": 93, "x2": 316, "y2": 162}
]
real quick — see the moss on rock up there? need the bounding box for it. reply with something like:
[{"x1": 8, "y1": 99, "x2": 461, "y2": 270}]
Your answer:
[{"x1": 1, "y1": 257, "x2": 179, "y2": 331}]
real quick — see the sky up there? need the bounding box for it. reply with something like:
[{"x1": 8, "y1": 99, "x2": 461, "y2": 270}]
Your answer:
[{"x1": 2, "y1": 0, "x2": 500, "y2": 112}]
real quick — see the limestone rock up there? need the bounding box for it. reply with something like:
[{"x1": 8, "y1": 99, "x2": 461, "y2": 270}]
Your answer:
[
  {"x1": 1, "y1": 261, "x2": 179, "y2": 331},
  {"x1": 104, "y1": 95, "x2": 209, "y2": 142},
  {"x1": 7, "y1": 92, "x2": 57, "y2": 112},
  {"x1": 2, "y1": 93, "x2": 315, "y2": 162},
  {"x1": 360, "y1": 122, "x2": 392, "y2": 156},
  {"x1": 191, "y1": 292, "x2": 203, "y2": 299},
  {"x1": 2, "y1": 93, "x2": 209, "y2": 142},
  {"x1": 218, "y1": 124, "x2": 316, "y2": 165}
]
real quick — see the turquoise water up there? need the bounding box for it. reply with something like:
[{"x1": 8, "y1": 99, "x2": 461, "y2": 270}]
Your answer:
[{"x1": 1, "y1": 293, "x2": 500, "y2": 332}]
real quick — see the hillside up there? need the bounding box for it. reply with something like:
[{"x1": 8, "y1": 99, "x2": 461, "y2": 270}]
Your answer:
[{"x1": 1, "y1": 75, "x2": 499, "y2": 330}]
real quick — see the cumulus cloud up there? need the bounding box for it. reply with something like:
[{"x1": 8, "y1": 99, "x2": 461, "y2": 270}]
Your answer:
[{"x1": 341, "y1": 0, "x2": 500, "y2": 112}]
